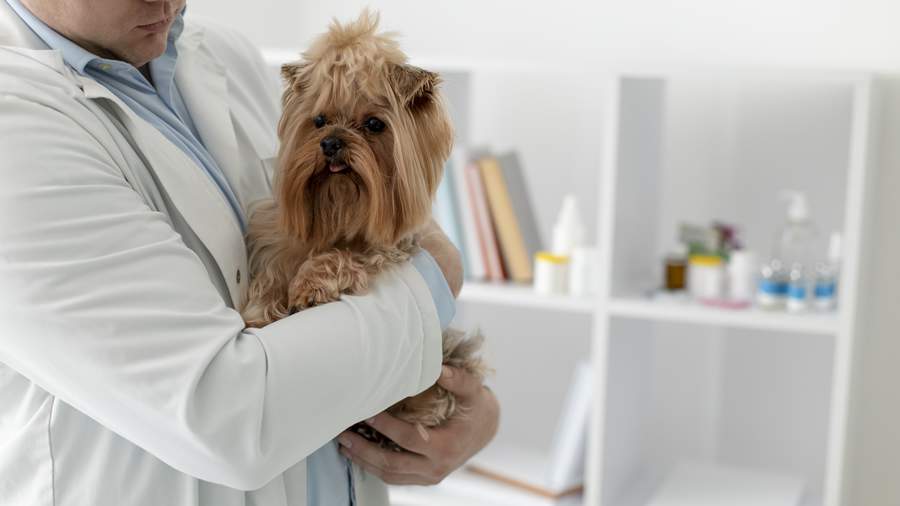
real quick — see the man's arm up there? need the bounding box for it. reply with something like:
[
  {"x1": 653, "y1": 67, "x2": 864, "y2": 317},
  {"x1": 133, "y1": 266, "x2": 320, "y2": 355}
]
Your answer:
[{"x1": 0, "y1": 93, "x2": 443, "y2": 491}]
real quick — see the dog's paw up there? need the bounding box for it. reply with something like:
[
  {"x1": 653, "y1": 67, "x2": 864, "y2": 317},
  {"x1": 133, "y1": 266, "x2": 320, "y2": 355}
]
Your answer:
[{"x1": 288, "y1": 275, "x2": 340, "y2": 309}]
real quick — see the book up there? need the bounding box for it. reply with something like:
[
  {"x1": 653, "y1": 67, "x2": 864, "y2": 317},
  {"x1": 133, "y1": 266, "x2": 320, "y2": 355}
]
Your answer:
[
  {"x1": 464, "y1": 162, "x2": 506, "y2": 282},
  {"x1": 545, "y1": 361, "x2": 591, "y2": 492},
  {"x1": 449, "y1": 148, "x2": 486, "y2": 280},
  {"x1": 433, "y1": 156, "x2": 468, "y2": 274},
  {"x1": 496, "y1": 151, "x2": 543, "y2": 264},
  {"x1": 478, "y1": 156, "x2": 533, "y2": 283}
]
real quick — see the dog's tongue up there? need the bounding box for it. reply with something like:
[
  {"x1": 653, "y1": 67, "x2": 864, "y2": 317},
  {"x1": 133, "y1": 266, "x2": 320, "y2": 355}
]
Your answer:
[{"x1": 329, "y1": 163, "x2": 348, "y2": 173}]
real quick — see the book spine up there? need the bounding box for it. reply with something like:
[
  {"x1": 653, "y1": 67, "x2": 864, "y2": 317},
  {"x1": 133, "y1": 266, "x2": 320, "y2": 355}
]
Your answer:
[
  {"x1": 478, "y1": 157, "x2": 533, "y2": 283},
  {"x1": 451, "y1": 149, "x2": 486, "y2": 280},
  {"x1": 433, "y1": 160, "x2": 468, "y2": 274},
  {"x1": 464, "y1": 162, "x2": 505, "y2": 282},
  {"x1": 498, "y1": 152, "x2": 543, "y2": 259}
]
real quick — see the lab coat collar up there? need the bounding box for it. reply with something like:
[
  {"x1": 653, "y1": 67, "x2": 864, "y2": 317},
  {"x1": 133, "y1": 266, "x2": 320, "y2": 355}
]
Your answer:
[{"x1": 0, "y1": 0, "x2": 63, "y2": 71}]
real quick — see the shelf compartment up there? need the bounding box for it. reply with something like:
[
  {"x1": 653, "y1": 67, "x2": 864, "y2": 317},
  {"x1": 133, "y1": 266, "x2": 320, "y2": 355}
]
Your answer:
[
  {"x1": 599, "y1": 318, "x2": 834, "y2": 506},
  {"x1": 608, "y1": 297, "x2": 840, "y2": 335}
]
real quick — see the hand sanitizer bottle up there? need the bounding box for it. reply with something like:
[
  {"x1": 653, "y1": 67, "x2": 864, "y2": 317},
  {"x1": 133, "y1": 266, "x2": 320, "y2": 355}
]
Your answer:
[
  {"x1": 775, "y1": 191, "x2": 818, "y2": 278},
  {"x1": 787, "y1": 262, "x2": 809, "y2": 313}
]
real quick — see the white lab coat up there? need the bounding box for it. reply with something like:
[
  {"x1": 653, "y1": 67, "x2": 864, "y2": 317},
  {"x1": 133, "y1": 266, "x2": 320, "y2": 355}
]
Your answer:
[{"x1": 0, "y1": 3, "x2": 442, "y2": 506}]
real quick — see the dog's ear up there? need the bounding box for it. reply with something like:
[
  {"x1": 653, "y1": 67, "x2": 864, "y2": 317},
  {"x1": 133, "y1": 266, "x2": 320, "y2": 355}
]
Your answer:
[
  {"x1": 281, "y1": 61, "x2": 310, "y2": 90},
  {"x1": 390, "y1": 64, "x2": 441, "y2": 110}
]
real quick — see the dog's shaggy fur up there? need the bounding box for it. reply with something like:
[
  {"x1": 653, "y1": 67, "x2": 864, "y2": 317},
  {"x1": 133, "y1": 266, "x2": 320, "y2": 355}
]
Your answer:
[{"x1": 239, "y1": 9, "x2": 487, "y2": 444}]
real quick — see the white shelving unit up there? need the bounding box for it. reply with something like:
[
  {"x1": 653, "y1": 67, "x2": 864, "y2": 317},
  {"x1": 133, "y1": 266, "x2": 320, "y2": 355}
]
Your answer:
[
  {"x1": 261, "y1": 50, "x2": 880, "y2": 506},
  {"x1": 589, "y1": 70, "x2": 877, "y2": 506}
]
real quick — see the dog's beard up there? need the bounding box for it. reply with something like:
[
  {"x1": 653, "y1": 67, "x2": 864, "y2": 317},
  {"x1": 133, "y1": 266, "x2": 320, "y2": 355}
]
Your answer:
[{"x1": 296, "y1": 163, "x2": 369, "y2": 247}]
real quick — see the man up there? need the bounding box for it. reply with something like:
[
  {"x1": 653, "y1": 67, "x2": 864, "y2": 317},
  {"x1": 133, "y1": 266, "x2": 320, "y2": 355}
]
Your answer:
[{"x1": 0, "y1": 0, "x2": 499, "y2": 505}]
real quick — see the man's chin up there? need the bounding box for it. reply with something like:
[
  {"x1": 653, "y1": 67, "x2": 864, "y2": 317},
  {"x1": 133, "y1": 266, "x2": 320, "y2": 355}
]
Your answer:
[{"x1": 117, "y1": 35, "x2": 169, "y2": 68}]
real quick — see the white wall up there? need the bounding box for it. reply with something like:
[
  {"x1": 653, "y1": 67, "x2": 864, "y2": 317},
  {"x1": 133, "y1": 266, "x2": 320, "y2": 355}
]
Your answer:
[{"x1": 190, "y1": 0, "x2": 900, "y2": 71}]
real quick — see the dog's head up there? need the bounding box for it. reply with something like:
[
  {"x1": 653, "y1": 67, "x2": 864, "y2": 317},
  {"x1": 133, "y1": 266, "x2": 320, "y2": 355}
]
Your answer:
[{"x1": 275, "y1": 9, "x2": 453, "y2": 252}]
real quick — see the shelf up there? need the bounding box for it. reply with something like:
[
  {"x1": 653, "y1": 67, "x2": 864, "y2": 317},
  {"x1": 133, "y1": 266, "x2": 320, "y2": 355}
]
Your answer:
[
  {"x1": 390, "y1": 469, "x2": 583, "y2": 506},
  {"x1": 608, "y1": 297, "x2": 840, "y2": 335},
  {"x1": 459, "y1": 281, "x2": 596, "y2": 314},
  {"x1": 458, "y1": 282, "x2": 839, "y2": 333}
]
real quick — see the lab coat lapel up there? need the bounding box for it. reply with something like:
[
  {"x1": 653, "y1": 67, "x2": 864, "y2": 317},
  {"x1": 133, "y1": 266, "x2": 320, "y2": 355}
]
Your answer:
[
  {"x1": 78, "y1": 76, "x2": 249, "y2": 309},
  {"x1": 173, "y1": 27, "x2": 247, "y2": 199}
]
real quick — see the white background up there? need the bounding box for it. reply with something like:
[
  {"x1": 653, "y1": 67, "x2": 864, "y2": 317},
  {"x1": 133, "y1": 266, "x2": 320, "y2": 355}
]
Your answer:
[{"x1": 191, "y1": 0, "x2": 900, "y2": 72}]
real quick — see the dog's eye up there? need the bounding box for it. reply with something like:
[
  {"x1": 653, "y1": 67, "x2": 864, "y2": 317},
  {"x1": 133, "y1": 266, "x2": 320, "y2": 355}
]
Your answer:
[
  {"x1": 364, "y1": 117, "x2": 385, "y2": 133},
  {"x1": 313, "y1": 114, "x2": 326, "y2": 129}
]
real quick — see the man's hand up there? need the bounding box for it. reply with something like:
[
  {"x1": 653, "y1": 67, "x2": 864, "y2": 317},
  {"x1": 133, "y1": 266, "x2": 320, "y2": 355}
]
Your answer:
[
  {"x1": 337, "y1": 366, "x2": 499, "y2": 485},
  {"x1": 418, "y1": 219, "x2": 463, "y2": 298}
]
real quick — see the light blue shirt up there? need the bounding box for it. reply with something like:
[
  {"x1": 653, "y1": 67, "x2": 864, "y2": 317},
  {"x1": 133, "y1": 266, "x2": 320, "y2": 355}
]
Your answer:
[{"x1": 6, "y1": 1, "x2": 455, "y2": 504}]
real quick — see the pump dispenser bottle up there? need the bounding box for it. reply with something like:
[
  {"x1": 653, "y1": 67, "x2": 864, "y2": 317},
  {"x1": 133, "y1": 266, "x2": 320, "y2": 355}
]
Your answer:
[
  {"x1": 775, "y1": 191, "x2": 818, "y2": 273},
  {"x1": 758, "y1": 191, "x2": 818, "y2": 311}
]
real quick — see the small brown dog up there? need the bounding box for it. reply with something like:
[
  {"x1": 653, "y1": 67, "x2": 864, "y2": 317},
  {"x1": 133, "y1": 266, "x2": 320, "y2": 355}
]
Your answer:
[{"x1": 240, "y1": 10, "x2": 487, "y2": 445}]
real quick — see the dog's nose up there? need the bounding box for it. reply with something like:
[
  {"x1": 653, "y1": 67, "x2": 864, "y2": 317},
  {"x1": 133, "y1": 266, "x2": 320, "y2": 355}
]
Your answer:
[{"x1": 320, "y1": 136, "x2": 343, "y2": 158}]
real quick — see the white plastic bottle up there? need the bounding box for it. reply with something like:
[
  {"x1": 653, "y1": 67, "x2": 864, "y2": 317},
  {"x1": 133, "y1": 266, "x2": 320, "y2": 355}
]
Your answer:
[
  {"x1": 727, "y1": 249, "x2": 757, "y2": 306},
  {"x1": 552, "y1": 194, "x2": 585, "y2": 257},
  {"x1": 814, "y1": 232, "x2": 842, "y2": 311},
  {"x1": 534, "y1": 195, "x2": 586, "y2": 296}
]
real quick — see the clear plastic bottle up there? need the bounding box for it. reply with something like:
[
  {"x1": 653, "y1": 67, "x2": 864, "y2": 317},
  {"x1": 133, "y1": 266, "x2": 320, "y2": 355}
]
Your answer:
[
  {"x1": 774, "y1": 191, "x2": 819, "y2": 279},
  {"x1": 757, "y1": 258, "x2": 788, "y2": 310},
  {"x1": 786, "y1": 262, "x2": 809, "y2": 313}
]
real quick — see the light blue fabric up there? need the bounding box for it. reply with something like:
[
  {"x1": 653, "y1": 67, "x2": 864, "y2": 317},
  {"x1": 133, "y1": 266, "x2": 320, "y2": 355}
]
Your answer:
[
  {"x1": 6, "y1": 2, "x2": 456, "y2": 503},
  {"x1": 307, "y1": 440, "x2": 354, "y2": 506},
  {"x1": 411, "y1": 249, "x2": 456, "y2": 330},
  {"x1": 4, "y1": 0, "x2": 247, "y2": 232}
]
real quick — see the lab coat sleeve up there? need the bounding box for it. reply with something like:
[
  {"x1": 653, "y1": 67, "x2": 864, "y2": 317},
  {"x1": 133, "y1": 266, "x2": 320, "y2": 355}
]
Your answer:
[{"x1": 0, "y1": 94, "x2": 443, "y2": 491}]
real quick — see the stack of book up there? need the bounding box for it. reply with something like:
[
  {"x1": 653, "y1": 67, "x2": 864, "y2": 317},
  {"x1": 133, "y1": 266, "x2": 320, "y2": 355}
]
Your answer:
[{"x1": 432, "y1": 148, "x2": 543, "y2": 284}]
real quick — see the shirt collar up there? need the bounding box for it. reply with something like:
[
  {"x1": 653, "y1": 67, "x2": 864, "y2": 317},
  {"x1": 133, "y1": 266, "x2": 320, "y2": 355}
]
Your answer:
[{"x1": 3, "y1": 0, "x2": 185, "y2": 76}]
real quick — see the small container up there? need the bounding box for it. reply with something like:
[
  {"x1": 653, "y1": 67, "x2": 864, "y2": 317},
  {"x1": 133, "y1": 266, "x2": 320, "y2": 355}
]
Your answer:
[
  {"x1": 813, "y1": 261, "x2": 837, "y2": 311},
  {"x1": 727, "y1": 249, "x2": 757, "y2": 306},
  {"x1": 814, "y1": 232, "x2": 842, "y2": 312},
  {"x1": 534, "y1": 251, "x2": 570, "y2": 295},
  {"x1": 688, "y1": 255, "x2": 725, "y2": 302},
  {"x1": 569, "y1": 246, "x2": 599, "y2": 297},
  {"x1": 663, "y1": 244, "x2": 688, "y2": 291},
  {"x1": 757, "y1": 258, "x2": 788, "y2": 310},
  {"x1": 787, "y1": 262, "x2": 809, "y2": 313}
]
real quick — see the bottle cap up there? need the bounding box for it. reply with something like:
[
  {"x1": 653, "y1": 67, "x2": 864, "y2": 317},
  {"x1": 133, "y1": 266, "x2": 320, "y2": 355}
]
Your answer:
[
  {"x1": 535, "y1": 251, "x2": 569, "y2": 265},
  {"x1": 689, "y1": 255, "x2": 724, "y2": 267}
]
